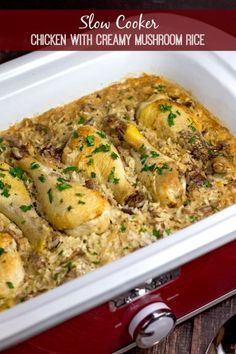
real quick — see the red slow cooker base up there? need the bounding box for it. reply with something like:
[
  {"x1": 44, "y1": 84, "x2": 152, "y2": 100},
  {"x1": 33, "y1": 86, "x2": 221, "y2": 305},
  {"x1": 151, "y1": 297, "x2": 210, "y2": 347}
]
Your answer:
[{"x1": 3, "y1": 240, "x2": 236, "y2": 354}]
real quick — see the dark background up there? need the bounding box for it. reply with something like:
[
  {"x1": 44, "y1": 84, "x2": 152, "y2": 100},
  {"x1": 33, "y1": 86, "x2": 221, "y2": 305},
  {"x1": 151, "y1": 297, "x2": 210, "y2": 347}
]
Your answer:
[{"x1": 0, "y1": 0, "x2": 235, "y2": 8}]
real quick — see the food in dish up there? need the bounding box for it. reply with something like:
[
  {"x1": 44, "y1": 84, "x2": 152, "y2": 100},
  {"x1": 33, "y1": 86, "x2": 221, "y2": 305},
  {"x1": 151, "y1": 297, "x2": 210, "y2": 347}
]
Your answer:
[{"x1": 0, "y1": 74, "x2": 235, "y2": 309}]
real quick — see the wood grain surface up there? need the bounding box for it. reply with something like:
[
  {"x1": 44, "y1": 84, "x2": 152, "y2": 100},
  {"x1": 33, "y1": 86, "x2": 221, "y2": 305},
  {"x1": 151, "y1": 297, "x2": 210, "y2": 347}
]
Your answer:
[{"x1": 128, "y1": 295, "x2": 236, "y2": 354}]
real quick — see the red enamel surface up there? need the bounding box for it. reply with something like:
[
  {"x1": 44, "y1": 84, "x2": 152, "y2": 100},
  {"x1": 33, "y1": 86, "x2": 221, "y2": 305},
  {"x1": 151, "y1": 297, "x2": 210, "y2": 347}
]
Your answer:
[{"x1": 3, "y1": 240, "x2": 236, "y2": 354}]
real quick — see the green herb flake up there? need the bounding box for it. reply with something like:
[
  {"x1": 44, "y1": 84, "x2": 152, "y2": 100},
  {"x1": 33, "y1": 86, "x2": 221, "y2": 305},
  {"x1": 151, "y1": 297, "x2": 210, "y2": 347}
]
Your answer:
[
  {"x1": 188, "y1": 136, "x2": 196, "y2": 144},
  {"x1": 167, "y1": 112, "x2": 177, "y2": 127},
  {"x1": 107, "y1": 167, "x2": 120, "y2": 184},
  {"x1": 63, "y1": 166, "x2": 78, "y2": 173},
  {"x1": 87, "y1": 158, "x2": 94, "y2": 166},
  {"x1": 150, "y1": 151, "x2": 160, "y2": 158},
  {"x1": 91, "y1": 172, "x2": 96, "y2": 179},
  {"x1": 156, "y1": 163, "x2": 170, "y2": 175},
  {"x1": 188, "y1": 122, "x2": 196, "y2": 132},
  {"x1": 154, "y1": 84, "x2": 166, "y2": 92},
  {"x1": 38, "y1": 174, "x2": 46, "y2": 183},
  {"x1": 85, "y1": 135, "x2": 95, "y2": 146},
  {"x1": 78, "y1": 200, "x2": 86, "y2": 205},
  {"x1": 127, "y1": 95, "x2": 133, "y2": 100},
  {"x1": 9, "y1": 166, "x2": 27, "y2": 181},
  {"x1": 165, "y1": 228, "x2": 172, "y2": 235},
  {"x1": 159, "y1": 104, "x2": 172, "y2": 112},
  {"x1": 0, "y1": 184, "x2": 11, "y2": 198},
  {"x1": 72, "y1": 131, "x2": 79, "y2": 139},
  {"x1": 0, "y1": 247, "x2": 5, "y2": 256},
  {"x1": 120, "y1": 223, "x2": 126, "y2": 232},
  {"x1": 47, "y1": 188, "x2": 53, "y2": 204},
  {"x1": 67, "y1": 205, "x2": 73, "y2": 212},
  {"x1": 140, "y1": 153, "x2": 149, "y2": 165},
  {"x1": 63, "y1": 261, "x2": 75, "y2": 271},
  {"x1": 53, "y1": 273, "x2": 59, "y2": 281},
  {"x1": 75, "y1": 193, "x2": 84, "y2": 197},
  {"x1": 56, "y1": 179, "x2": 72, "y2": 191},
  {"x1": 189, "y1": 215, "x2": 197, "y2": 222},
  {"x1": 176, "y1": 110, "x2": 181, "y2": 116},
  {"x1": 78, "y1": 116, "x2": 86, "y2": 125},
  {"x1": 20, "y1": 204, "x2": 32, "y2": 212},
  {"x1": 152, "y1": 228, "x2": 161, "y2": 238},
  {"x1": 92, "y1": 144, "x2": 110, "y2": 154},
  {"x1": 141, "y1": 163, "x2": 157, "y2": 172},
  {"x1": 30, "y1": 162, "x2": 40, "y2": 170},
  {"x1": 6, "y1": 282, "x2": 14, "y2": 289},
  {"x1": 97, "y1": 131, "x2": 106, "y2": 139},
  {"x1": 111, "y1": 152, "x2": 119, "y2": 160},
  {"x1": 202, "y1": 180, "x2": 211, "y2": 188}
]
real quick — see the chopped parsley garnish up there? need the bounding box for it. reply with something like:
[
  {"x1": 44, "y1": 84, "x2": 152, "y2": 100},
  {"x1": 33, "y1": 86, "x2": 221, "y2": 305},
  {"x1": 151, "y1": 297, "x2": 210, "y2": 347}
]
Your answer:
[
  {"x1": 156, "y1": 163, "x2": 170, "y2": 175},
  {"x1": 63, "y1": 261, "x2": 75, "y2": 271},
  {"x1": 30, "y1": 162, "x2": 40, "y2": 170},
  {"x1": 188, "y1": 136, "x2": 196, "y2": 144},
  {"x1": 53, "y1": 273, "x2": 59, "y2": 281},
  {"x1": 20, "y1": 204, "x2": 32, "y2": 212},
  {"x1": 167, "y1": 112, "x2": 177, "y2": 127},
  {"x1": 0, "y1": 247, "x2": 5, "y2": 256},
  {"x1": 159, "y1": 104, "x2": 172, "y2": 112},
  {"x1": 152, "y1": 228, "x2": 161, "y2": 238},
  {"x1": 38, "y1": 174, "x2": 46, "y2": 183},
  {"x1": 72, "y1": 131, "x2": 79, "y2": 139},
  {"x1": 92, "y1": 144, "x2": 110, "y2": 154},
  {"x1": 97, "y1": 131, "x2": 106, "y2": 139},
  {"x1": 165, "y1": 228, "x2": 172, "y2": 235},
  {"x1": 176, "y1": 110, "x2": 181, "y2": 116},
  {"x1": 85, "y1": 135, "x2": 95, "y2": 146},
  {"x1": 79, "y1": 144, "x2": 84, "y2": 151},
  {"x1": 6, "y1": 281, "x2": 14, "y2": 289},
  {"x1": 91, "y1": 172, "x2": 96, "y2": 178},
  {"x1": 56, "y1": 179, "x2": 72, "y2": 191},
  {"x1": 0, "y1": 181, "x2": 11, "y2": 198},
  {"x1": 140, "y1": 153, "x2": 149, "y2": 165},
  {"x1": 87, "y1": 158, "x2": 94, "y2": 166},
  {"x1": 78, "y1": 116, "x2": 86, "y2": 125},
  {"x1": 188, "y1": 121, "x2": 196, "y2": 132},
  {"x1": 150, "y1": 151, "x2": 160, "y2": 158},
  {"x1": 141, "y1": 162, "x2": 170, "y2": 175},
  {"x1": 154, "y1": 84, "x2": 166, "y2": 92},
  {"x1": 63, "y1": 166, "x2": 78, "y2": 173},
  {"x1": 111, "y1": 152, "x2": 119, "y2": 160},
  {"x1": 107, "y1": 167, "x2": 120, "y2": 184},
  {"x1": 189, "y1": 215, "x2": 197, "y2": 222},
  {"x1": 120, "y1": 223, "x2": 126, "y2": 232},
  {"x1": 139, "y1": 144, "x2": 146, "y2": 154},
  {"x1": 208, "y1": 149, "x2": 214, "y2": 155},
  {"x1": 67, "y1": 205, "x2": 73, "y2": 212},
  {"x1": 75, "y1": 193, "x2": 84, "y2": 197},
  {"x1": 202, "y1": 180, "x2": 211, "y2": 188},
  {"x1": 141, "y1": 163, "x2": 157, "y2": 172},
  {"x1": 47, "y1": 188, "x2": 53, "y2": 203},
  {"x1": 9, "y1": 166, "x2": 27, "y2": 181},
  {"x1": 78, "y1": 200, "x2": 86, "y2": 205},
  {"x1": 127, "y1": 95, "x2": 133, "y2": 100}
]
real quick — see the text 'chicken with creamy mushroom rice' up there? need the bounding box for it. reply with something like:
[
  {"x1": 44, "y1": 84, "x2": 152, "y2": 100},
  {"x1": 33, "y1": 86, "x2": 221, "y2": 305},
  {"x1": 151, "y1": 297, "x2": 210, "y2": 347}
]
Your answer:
[{"x1": 0, "y1": 75, "x2": 235, "y2": 310}]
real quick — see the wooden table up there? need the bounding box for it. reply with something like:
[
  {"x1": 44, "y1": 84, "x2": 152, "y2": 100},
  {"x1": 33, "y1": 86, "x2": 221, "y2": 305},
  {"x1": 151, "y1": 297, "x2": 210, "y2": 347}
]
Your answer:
[{"x1": 128, "y1": 295, "x2": 236, "y2": 354}]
